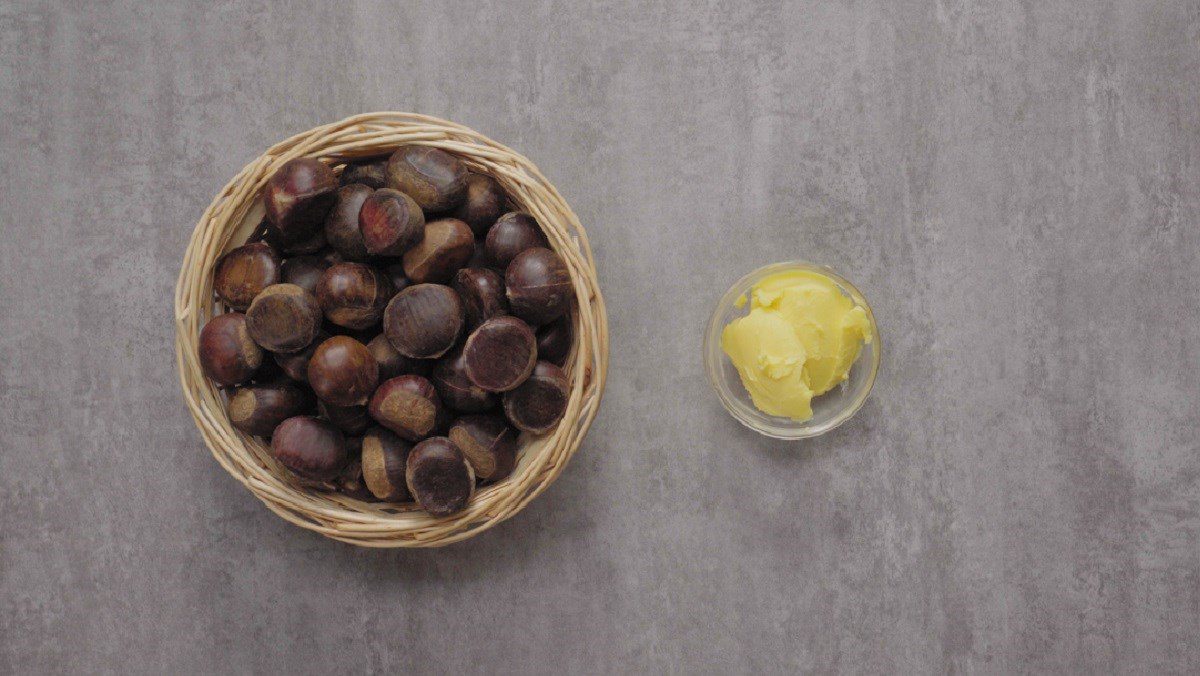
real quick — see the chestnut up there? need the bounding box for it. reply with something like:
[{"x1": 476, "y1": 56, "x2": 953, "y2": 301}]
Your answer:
[
  {"x1": 367, "y1": 333, "x2": 430, "y2": 380},
  {"x1": 432, "y1": 348, "x2": 496, "y2": 413},
  {"x1": 361, "y1": 426, "x2": 413, "y2": 501},
  {"x1": 536, "y1": 315, "x2": 573, "y2": 366},
  {"x1": 485, "y1": 212, "x2": 547, "y2": 269},
  {"x1": 279, "y1": 225, "x2": 326, "y2": 255},
  {"x1": 335, "y1": 456, "x2": 378, "y2": 502},
  {"x1": 323, "y1": 183, "x2": 372, "y2": 261},
  {"x1": 270, "y1": 415, "x2": 347, "y2": 481},
  {"x1": 505, "y1": 247, "x2": 572, "y2": 326},
  {"x1": 368, "y1": 375, "x2": 441, "y2": 441},
  {"x1": 245, "y1": 283, "x2": 323, "y2": 353},
  {"x1": 280, "y1": 255, "x2": 330, "y2": 295},
  {"x1": 384, "y1": 263, "x2": 411, "y2": 295},
  {"x1": 228, "y1": 381, "x2": 315, "y2": 437},
  {"x1": 462, "y1": 316, "x2": 537, "y2": 392},
  {"x1": 382, "y1": 283, "x2": 464, "y2": 359},
  {"x1": 339, "y1": 159, "x2": 388, "y2": 189},
  {"x1": 319, "y1": 401, "x2": 370, "y2": 435},
  {"x1": 264, "y1": 158, "x2": 338, "y2": 244},
  {"x1": 359, "y1": 188, "x2": 424, "y2": 256},
  {"x1": 448, "y1": 414, "x2": 518, "y2": 482},
  {"x1": 502, "y1": 361, "x2": 569, "y2": 434},
  {"x1": 385, "y1": 145, "x2": 468, "y2": 212},
  {"x1": 448, "y1": 173, "x2": 507, "y2": 236},
  {"x1": 306, "y1": 336, "x2": 378, "y2": 407},
  {"x1": 214, "y1": 242, "x2": 281, "y2": 311},
  {"x1": 402, "y1": 218, "x2": 475, "y2": 284},
  {"x1": 199, "y1": 312, "x2": 264, "y2": 386},
  {"x1": 315, "y1": 262, "x2": 392, "y2": 330},
  {"x1": 272, "y1": 330, "x2": 328, "y2": 382},
  {"x1": 405, "y1": 437, "x2": 474, "y2": 516},
  {"x1": 453, "y1": 267, "x2": 508, "y2": 330}
]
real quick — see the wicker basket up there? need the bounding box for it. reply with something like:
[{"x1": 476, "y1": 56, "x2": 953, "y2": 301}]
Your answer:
[{"x1": 175, "y1": 112, "x2": 608, "y2": 547}]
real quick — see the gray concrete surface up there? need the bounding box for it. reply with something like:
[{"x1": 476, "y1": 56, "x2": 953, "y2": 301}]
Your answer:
[{"x1": 2, "y1": 1, "x2": 1199, "y2": 673}]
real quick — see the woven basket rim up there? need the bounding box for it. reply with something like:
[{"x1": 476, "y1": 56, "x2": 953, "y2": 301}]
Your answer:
[{"x1": 174, "y1": 112, "x2": 608, "y2": 547}]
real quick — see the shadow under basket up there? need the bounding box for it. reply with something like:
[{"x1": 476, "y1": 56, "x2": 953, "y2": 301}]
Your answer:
[{"x1": 175, "y1": 112, "x2": 609, "y2": 547}]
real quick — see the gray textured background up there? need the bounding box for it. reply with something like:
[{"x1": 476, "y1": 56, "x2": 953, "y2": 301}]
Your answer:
[{"x1": 2, "y1": 1, "x2": 1199, "y2": 674}]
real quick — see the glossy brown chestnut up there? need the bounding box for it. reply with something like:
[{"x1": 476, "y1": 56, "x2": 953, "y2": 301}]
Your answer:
[
  {"x1": 484, "y1": 212, "x2": 547, "y2": 269},
  {"x1": 536, "y1": 315, "x2": 573, "y2": 366},
  {"x1": 228, "y1": 381, "x2": 315, "y2": 437},
  {"x1": 315, "y1": 262, "x2": 392, "y2": 331},
  {"x1": 280, "y1": 255, "x2": 330, "y2": 295},
  {"x1": 264, "y1": 158, "x2": 338, "y2": 244},
  {"x1": 505, "y1": 247, "x2": 573, "y2": 326},
  {"x1": 323, "y1": 183, "x2": 372, "y2": 261},
  {"x1": 214, "y1": 242, "x2": 281, "y2": 311},
  {"x1": 245, "y1": 283, "x2": 323, "y2": 353},
  {"x1": 339, "y1": 159, "x2": 388, "y2": 189},
  {"x1": 502, "y1": 361, "x2": 569, "y2": 434},
  {"x1": 385, "y1": 145, "x2": 468, "y2": 212},
  {"x1": 199, "y1": 312, "x2": 263, "y2": 386},
  {"x1": 366, "y1": 333, "x2": 428, "y2": 380},
  {"x1": 448, "y1": 173, "x2": 506, "y2": 236},
  {"x1": 359, "y1": 188, "x2": 424, "y2": 256},
  {"x1": 272, "y1": 330, "x2": 327, "y2": 382},
  {"x1": 431, "y1": 348, "x2": 496, "y2": 413},
  {"x1": 382, "y1": 283, "x2": 464, "y2": 359},
  {"x1": 453, "y1": 267, "x2": 508, "y2": 331},
  {"x1": 462, "y1": 316, "x2": 537, "y2": 392},
  {"x1": 368, "y1": 375, "x2": 442, "y2": 441},
  {"x1": 270, "y1": 415, "x2": 347, "y2": 481},
  {"x1": 405, "y1": 437, "x2": 474, "y2": 516},
  {"x1": 319, "y1": 401, "x2": 370, "y2": 435},
  {"x1": 448, "y1": 414, "x2": 518, "y2": 482},
  {"x1": 402, "y1": 218, "x2": 475, "y2": 284},
  {"x1": 306, "y1": 336, "x2": 378, "y2": 407},
  {"x1": 360, "y1": 426, "x2": 413, "y2": 501}
]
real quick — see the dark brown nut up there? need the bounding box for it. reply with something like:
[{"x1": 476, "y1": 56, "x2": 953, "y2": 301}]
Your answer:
[
  {"x1": 280, "y1": 255, "x2": 331, "y2": 295},
  {"x1": 484, "y1": 212, "x2": 547, "y2": 269},
  {"x1": 502, "y1": 361, "x2": 569, "y2": 434},
  {"x1": 280, "y1": 226, "x2": 326, "y2": 255},
  {"x1": 453, "y1": 267, "x2": 508, "y2": 331},
  {"x1": 319, "y1": 401, "x2": 370, "y2": 435},
  {"x1": 448, "y1": 173, "x2": 506, "y2": 236},
  {"x1": 199, "y1": 313, "x2": 264, "y2": 386},
  {"x1": 315, "y1": 262, "x2": 392, "y2": 331},
  {"x1": 402, "y1": 218, "x2": 475, "y2": 284},
  {"x1": 385, "y1": 145, "x2": 468, "y2": 212},
  {"x1": 245, "y1": 283, "x2": 323, "y2": 353},
  {"x1": 271, "y1": 330, "x2": 328, "y2": 383},
  {"x1": 431, "y1": 348, "x2": 496, "y2": 413},
  {"x1": 335, "y1": 456, "x2": 378, "y2": 501},
  {"x1": 536, "y1": 315, "x2": 573, "y2": 366},
  {"x1": 264, "y1": 158, "x2": 338, "y2": 244},
  {"x1": 270, "y1": 415, "x2": 347, "y2": 481},
  {"x1": 462, "y1": 316, "x2": 537, "y2": 392},
  {"x1": 359, "y1": 188, "x2": 424, "y2": 256},
  {"x1": 307, "y1": 336, "x2": 378, "y2": 407},
  {"x1": 368, "y1": 375, "x2": 441, "y2": 441},
  {"x1": 448, "y1": 414, "x2": 518, "y2": 482},
  {"x1": 214, "y1": 242, "x2": 281, "y2": 311},
  {"x1": 339, "y1": 159, "x2": 388, "y2": 189},
  {"x1": 505, "y1": 248, "x2": 572, "y2": 326},
  {"x1": 361, "y1": 426, "x2": 413, "y2": 501},
  {"x1": 405, "y1": 437, "x2": 474, "y2": 516},
  {"x1": 228, "y1": 381, "x2": 316, "y2": 437},
  {"x1": 324, "y1": 183, "x2": 373, "y2": 261},
  {"x1": 367, "y1": 333, "x2": 430, "y2": 380},
  {"x1": 384, "y1": 263, "x2": 411, "y2": 295},
  {"x1": 382, "y1": 283, "x2": 464, "y2": 359}
]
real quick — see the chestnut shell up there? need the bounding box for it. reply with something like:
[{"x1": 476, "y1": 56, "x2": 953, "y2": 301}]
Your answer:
[
  {"x1": 448, "y1": 414, "x2": 518, "y2": 482},
  {"x1": 505, "y1": 247, "x2": 573, "y2": 326},
  {"x1": 402, "y1": 218, "x2": 475, "y2": 284},
  {"x1": 462, "y1": 316, "x2": 537, "y2": 392},
  {"x1": 368, "y1": 375, "x2": 442, "y2": 441},
  {"x1": 306, "y1": 336, "x2": 379, "y2": 407},
  {"x1": 245, "y1": 283, "x2": 323, "y2": 353},
  {"x1": 359, "y1": 188, "x2": 425, "y2": 256},
  {"x1": 385, "y1": 145, "x2": 468, "y2": 212},
  {"x1": 361, "y1": 426, "x2": 413, "y2": 502},
  {"x1": 270, "y1": 415, "x2": 347, "y2": 481},
  {"x1": 448, "y1": 173, "x2": 507, "y2": 236},
  {"x1": 431, "y1": 348, "x2": 497, "y2": 413},
  {"x1": 453, "y1": 267, "x2": 508, "y2": 331},
  {"x1": 324, "y1": 183, "x2": 373, "y2": 261},
  {"x1": 485, "y1": 212, "x2": 547, "y2": 269},
  {"x1": 382, "y1": 283, "x2": 464, "y2": 360},
  {"x1": 199, "y1": 312, "x2": 263, "y2": 387},
  {"x1": 263, "y1": 158, "x2": 338, "y2": 243},
  {"x1": 214, "y1": 242, "x2": 281, "y2": 311},
  {"x1": 280, "y1": 255, "x2": 331, "y2": 295},
  {"x1": 228, "y1": 381, "x2": 316, "y2": 437},
  {"x1": 405, "y1": 436, "x2": 475, "y2": 517},
  {"x1": 315, "y1": 262, "x2": 393, "y2": 330},
  {"x1": 502, "y1": 361, "x2": 569, "y2": 434}
]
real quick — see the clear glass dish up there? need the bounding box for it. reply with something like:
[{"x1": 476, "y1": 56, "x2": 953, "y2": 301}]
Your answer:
[{"x1": 703, "y1": 261, "x2": 881, "y2": 439}]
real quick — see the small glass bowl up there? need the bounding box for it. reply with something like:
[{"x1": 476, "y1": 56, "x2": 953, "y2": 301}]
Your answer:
[{"x1": 703, "y1": 261, "x2": 881, "y2": 439}]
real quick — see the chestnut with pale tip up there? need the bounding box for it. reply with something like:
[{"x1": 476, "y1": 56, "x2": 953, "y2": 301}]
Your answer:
[
  {"x1": 245, "y1": 283, "x2": 323, "y2": 353},
  {"x1": 359, "y1": 188, "x2": 424, "y2": 256},
  {"x1": 485, "y1": 212, "x2": 546, "y2": 269},
  {"x1": 280, "y1": 255, "x2": 330, "y2": 295},
  {"x1": 315, "y1": 262, "x2": 392, "y2": 331},
  {"x1": 307, "y1": 336, "x2": 379, "y2": 407},
  {"x1": 448, "y1": 414, "x2": 518, "y2": 482},
  {"x1": 228, "y1": 381, "x2": 315, "y2": 437},
  {"x1": 264, "y1": 158, "x2": 338, "y2": 244},
  {"x1": 319, "y1": 401, "x2": 370, "y2": 435},
  {"x1": 503, "y1": 361, "x2": 569, "y2": 434},
  {"x1": 453, "y1": 267, "x2": 508, "y2": 331},
  {"x1": 385, "y1": 145, "x2": 468, "y2": 212},
  {"x1": 199, "y1": 312, "x2": 263, "y2": 387},
  {"x1": 405, "y1": 437, "x2": 475, "y2": 516},
  {"x1": 368, "y1": 374, "x2": 442, "y2": 441},
  {"x1": 536, "y1": 315, "x2": 573, "y2": 366},
  {"x1": 214, "y1": 242, "x2": 281, "y2": 311},
  {"x1": 324, "y1": 183, "x2": 373, "y2": 261},
  {"x1": 339, "y1": 159, "x2": 388, "y2": 189},
  {"x1": 462, "y1": 316, "x2": 537, "y2": 392},
  {"x1": 382, "y1": 283, "x2": 464, "y2": 359},
  {"x1": 505, "y1": 247, "x2": 573, "y2": 326},
  {"x1": 449, "y1": 173, "x2": 507, "y2": 236},
  {"x1": 432, "y1": 348, "x2": 496, "y2": 413},
  {"x1": 270, "y1": 415, "x2": 347, "y2": 481},
  {"x1": 360, "y1": 426, "x2": 413, "y2": 501},
  {"x1": 402, "y1": 218, "x2": 475, "y2": 284}
]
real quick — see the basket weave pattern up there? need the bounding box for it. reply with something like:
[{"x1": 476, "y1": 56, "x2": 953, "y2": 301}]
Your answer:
[{"x1": 175, "y1": 112, "x2": 608, "y2": 547}]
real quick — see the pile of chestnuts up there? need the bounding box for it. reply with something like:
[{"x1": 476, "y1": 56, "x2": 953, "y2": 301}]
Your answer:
[{"x1": 198, "y1": 146, "x2": 575, "y2": 517}]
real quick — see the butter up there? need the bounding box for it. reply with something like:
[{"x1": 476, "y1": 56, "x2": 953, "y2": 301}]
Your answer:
[{"x1": 720, "y1": 269, "x2": 872, "y2": 421}]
